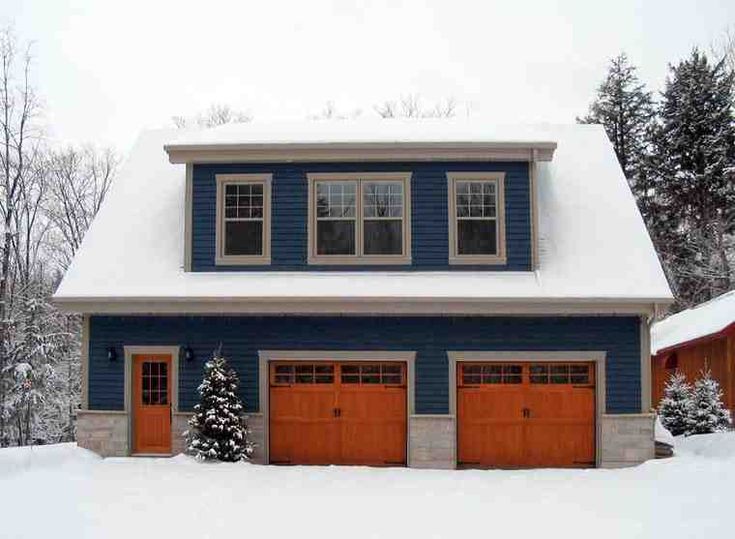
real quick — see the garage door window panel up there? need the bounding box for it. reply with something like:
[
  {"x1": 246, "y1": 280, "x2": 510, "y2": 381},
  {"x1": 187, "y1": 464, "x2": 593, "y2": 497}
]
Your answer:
[
  {"x1": 529, "y1": 363, "x2": 593, "y2": 385},
  {"x1": 272, "y1": 364, "x2": 335, "y2": 385},
  {"x1": 340, "y1": 363, "x2": 404, "y2": 385},
  {"x1": 461, "y1": 363, "x2": 522, "y2": 385}
]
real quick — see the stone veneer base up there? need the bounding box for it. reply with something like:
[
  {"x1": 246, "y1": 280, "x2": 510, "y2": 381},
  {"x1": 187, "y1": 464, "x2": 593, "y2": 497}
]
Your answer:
[
  {"x1": 76, "y1": 410, "x2": 129, "y2": 457},
  {"x1": 599, "y1": 413, "x2": 655, "y2": 468},
  {"x1": 77, "y1": 411, "x2": 654, "y2": 469}
]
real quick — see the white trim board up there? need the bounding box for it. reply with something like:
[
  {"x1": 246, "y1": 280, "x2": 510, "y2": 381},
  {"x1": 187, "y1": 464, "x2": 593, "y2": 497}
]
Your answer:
[
  {"x1": 165, "y1": 142, "x2": 557, "y2": 164},
  {"x1": 55, "y1": 298, "x2": 664, "y2": 316}
]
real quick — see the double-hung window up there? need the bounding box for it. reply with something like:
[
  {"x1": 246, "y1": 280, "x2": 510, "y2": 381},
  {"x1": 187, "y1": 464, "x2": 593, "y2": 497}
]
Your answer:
[
  {"x1": 215, "y1": 174, "x2": 271, "y2": 265},
  {"x1": 447, "y1": 172, "x2": 506, "y2": 264},
  {"x1": 308, "y1": 173, "x2": 411, "y2": 264}
]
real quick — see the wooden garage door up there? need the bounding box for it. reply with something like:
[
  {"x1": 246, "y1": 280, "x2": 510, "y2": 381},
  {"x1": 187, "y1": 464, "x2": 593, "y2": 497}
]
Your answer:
[
  {"x1": 458, "y1": 362, "x2": 596, "y2": 468},
  {"x1": 269, "y1": 362, "x2": 406, "y2": 466}
]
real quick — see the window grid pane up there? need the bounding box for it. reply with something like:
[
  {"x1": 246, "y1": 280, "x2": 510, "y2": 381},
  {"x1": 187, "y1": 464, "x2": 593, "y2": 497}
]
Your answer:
[
  {"x1": 224, "y1": 183, "x2": 264, "y2": 221},
  {"x1": 528, "y1": 364, "x2": 592, "y2": 385},
  {"x1": 455, "y1": 179, "x2": 499, "y2": 256},
  {"x1": 340, "y1": 363, "x2": 404, "y2": 385},
  {"x1": 316, "y1": 182, "x2": 356, "y2": 219},
  {"x1": 141, "y1": 361, "x2": 168, "y2": 405},
  {"x1": 363, "y1": 181, "x2": 403, "y2": 219},
  {"x1": 222, "y1": 181, "x2": 266, "y2": 257},
  {"x1": 462, "y1": 364, "x2": 522, "y2": 385},
  {"x1": 272, "y1": 364, "x2": 335, "y2": 385},
  {"x1": 456, "y1": 180, "x2": 496, "y2": 220},
  {"x1": 314, "y1": 178, "x2": 406, "y2": 257},
  {"x1": 316, "y1": 181, "x2": 357, "y2": 256}
]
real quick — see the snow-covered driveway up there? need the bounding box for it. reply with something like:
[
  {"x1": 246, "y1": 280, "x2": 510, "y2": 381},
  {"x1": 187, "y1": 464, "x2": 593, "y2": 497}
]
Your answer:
[{"x1": 2, "y1": 434, "x2": 734, "y2": 539}]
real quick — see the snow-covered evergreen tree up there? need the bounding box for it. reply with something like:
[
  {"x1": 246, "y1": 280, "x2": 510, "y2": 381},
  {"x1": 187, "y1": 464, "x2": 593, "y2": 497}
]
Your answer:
[
  {"x1": 689, "y1": 370, "x2": 731, "y2": 435},
  {"x1": 578, "y1": 53, "x2": 677, "y2": 297},
  {"x1": 658, "y1": 372, "x2": 695, "y2": 436},
  {"x1": 187, "y1": 350, "x2": 253, "y2": 461},
  {"x1": 578, "y1": 53, "x2": 656, "y2": 187},
  {"x1": 654, "y1": 48, "x2": 735, "y2": 308}
]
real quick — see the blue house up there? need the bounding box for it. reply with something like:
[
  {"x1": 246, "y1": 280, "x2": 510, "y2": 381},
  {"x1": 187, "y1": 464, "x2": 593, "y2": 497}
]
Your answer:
[{"x1": 55, "y1": 119, "x2": 672, "y2": 468}]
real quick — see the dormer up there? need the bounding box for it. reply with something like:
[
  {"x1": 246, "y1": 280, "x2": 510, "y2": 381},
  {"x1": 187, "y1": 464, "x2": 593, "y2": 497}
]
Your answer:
[{"x1": 163, "y1": 119, "x2": 556, "y2": 272}]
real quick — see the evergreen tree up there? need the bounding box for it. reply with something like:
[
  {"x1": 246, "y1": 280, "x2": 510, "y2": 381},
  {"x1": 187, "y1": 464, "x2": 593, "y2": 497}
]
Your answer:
[
  {"x1": 689, "y1": 370, "x2": 731, "y2": 434},
  {"x1": 578, "y1": 53, "x2": 657, "y2": 211},
  {"x1": 654, "y1": 49, "x2": 735, "y2": 307},
  {"x1": 658, "y1": 372, "x2": 694, "y2": 436},
  {"x1": 187, "y1": 350, "x2": 253, "y2": 461}
]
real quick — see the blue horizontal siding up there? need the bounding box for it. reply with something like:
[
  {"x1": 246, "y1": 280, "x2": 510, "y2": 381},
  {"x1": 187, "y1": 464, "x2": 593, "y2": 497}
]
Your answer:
[
  {"x1": 88, "y1": 315, "x2": 641, "y2": 414},
  {"x1": 191, "y1": 162, "x2": 531, "y2": 271}
]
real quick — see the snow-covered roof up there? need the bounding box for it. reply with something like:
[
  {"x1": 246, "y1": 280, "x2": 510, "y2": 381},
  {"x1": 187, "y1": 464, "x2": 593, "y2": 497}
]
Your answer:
[
  {"x1": 651, "y1": 291, "x2": 735, "y2": 355},
  {"x1": 166, "y1": 118, "x2": 557, "y2": 148},
  {"x1": 53, "y1": 120, "x2": 673, "y2": 314},
  {"x1": 164, "y1": 118, "x2": 558, "y2": 163}
]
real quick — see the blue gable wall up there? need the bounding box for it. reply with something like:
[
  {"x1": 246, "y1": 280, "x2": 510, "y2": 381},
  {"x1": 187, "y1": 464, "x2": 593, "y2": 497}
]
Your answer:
[
  {"x1": 88, "y1": 315, "x2": 641, "y2": 414},
  {"x1": 191, "y1": 162, "x2": 531, "y2": 271}
]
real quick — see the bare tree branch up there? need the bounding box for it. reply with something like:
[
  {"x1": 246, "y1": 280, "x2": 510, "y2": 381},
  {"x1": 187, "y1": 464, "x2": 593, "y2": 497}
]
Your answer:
[{"x1": 173, "y1": 103, "x2": 251, "y2": 128}]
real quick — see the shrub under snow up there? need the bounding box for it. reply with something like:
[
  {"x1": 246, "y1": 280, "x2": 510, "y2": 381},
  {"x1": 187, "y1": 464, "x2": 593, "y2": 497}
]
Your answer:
[
  {"x1": 688, "y1": 370, "x2": 731, "y2": 435},
  {"x1": 658, "y1": 370, "x2": 731, "y2": 436},
  {"x1": 658, "y1": 372, "x2": 695, "y2": 436}
]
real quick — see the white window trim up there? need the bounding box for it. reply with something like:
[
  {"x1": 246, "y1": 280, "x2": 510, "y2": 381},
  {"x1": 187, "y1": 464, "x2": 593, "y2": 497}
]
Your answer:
[
  {"x1": 307, "y1": 172, "x2": 412, "y2": 265},
  {"x1": 447, "y1": 172, "x2": 507, "y2": 265},
  {"x1": 215, "y1": 173, "x2": 272, "y2": 266}
]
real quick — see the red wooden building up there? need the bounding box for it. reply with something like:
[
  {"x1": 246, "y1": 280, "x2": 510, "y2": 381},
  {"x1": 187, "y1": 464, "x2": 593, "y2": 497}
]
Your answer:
[{"x1": 651, "y1": 291, "x2": 735, "y2": 411}]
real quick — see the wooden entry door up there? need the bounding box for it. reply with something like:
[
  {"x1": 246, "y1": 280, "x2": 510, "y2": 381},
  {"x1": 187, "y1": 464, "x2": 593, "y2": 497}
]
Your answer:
[
  {"x1": 132, "y1": 354, "x2": 172, "y2": 454},
  {"x1": 457, "y1": 362, "x2": 595, "y2": 468},
  {"x1": 269, "y1": 362, "x2": 407, "y2": 465}
]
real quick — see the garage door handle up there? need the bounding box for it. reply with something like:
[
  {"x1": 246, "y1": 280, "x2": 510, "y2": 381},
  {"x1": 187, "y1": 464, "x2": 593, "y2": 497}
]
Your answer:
[
  {"x1": 522, "y1": 407, "x2": 531, "y2": 418},
  {"x1": 333, "y1": 407, "x2": 341, "y2": 418}
]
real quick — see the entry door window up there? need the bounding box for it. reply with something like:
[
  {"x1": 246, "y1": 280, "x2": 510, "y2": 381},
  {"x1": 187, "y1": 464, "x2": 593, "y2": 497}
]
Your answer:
[{"x1": 142, "y1": 361, "x2": 169, "y2": 405}]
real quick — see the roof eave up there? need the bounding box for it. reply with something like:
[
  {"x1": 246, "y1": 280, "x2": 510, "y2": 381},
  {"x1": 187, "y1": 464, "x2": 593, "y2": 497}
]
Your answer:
[
  {"x1": 163, "y1": 141, "x2": 557, "y2": 164},
  {"x1": 653, "y1": 320, "x2": 735, "y2": 357},
  {"x1": 53, "y1": 295, "x2": 666, "y2": 316}
]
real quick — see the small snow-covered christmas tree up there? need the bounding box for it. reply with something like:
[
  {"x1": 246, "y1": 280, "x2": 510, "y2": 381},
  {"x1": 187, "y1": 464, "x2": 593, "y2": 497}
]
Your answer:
[
  {"x1": 688, "y1": 370, "x2": 731, "y2": 435},
  {"x1": 186, "y1": 348, "x2": 253, "y2": 461},
  {"x1": 658, "y1": 372, "x2": 694, "y2": 436}
]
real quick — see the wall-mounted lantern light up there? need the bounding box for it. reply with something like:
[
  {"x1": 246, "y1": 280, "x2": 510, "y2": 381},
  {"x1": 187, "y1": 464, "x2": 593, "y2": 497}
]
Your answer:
[
  {"x1": 107, "y1": 346, "x2": 117, "y2": 362},
  {"x1": 183, "y1": 346, "x2": 194, "y2": 362}
]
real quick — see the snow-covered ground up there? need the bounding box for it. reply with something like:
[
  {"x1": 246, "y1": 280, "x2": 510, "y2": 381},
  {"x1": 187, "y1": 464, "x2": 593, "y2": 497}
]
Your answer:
[{"x1": 2, "y1": 434, "x2": 734, "y2": 539}]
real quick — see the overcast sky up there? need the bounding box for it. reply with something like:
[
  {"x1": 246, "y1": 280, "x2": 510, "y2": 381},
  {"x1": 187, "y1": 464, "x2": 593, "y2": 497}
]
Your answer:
[{"x1": 3, "y1": 0, "x2": 734, "y2": 152}]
